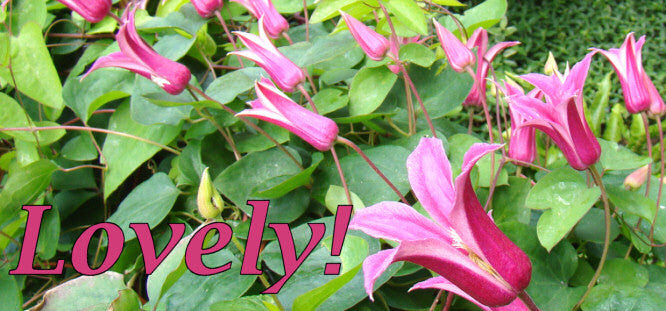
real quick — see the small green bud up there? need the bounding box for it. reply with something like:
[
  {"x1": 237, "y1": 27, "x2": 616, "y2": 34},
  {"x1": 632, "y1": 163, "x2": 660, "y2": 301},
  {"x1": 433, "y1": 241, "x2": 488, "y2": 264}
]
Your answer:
[{"x1": 197, "y1": 167, "x2": 224, "y2": 219}]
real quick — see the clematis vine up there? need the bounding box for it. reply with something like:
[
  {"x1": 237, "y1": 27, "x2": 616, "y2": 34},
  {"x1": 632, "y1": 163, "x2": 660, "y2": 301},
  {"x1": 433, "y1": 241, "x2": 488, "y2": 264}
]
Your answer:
[
  {"x1": 230, "y1": 18, "x2": 305, "y2": 92},
  {"x1": 591, "y1": 33, "x2": 664, "y2": 115},
  {"x1": 56, "y1": 0, "x2": 112, "y2": 23},
  {"x1": 236, "y1": 78, "x2": 338, "y2": 151},
  {"x1": 82, "y1": 7, "x2": 191, "y2": 95},
  {"x1": 191, "y1": 0, "x2": 224, "y2": 18},
  {"x1": 231, "y1": 0, "x2": 289, "y2": 39},
  {"x1": 350, "y1": 138, "x2": 533, "y2": 309},
  {"x1": 511, "y1": 53, "x2": 600, "y2": 170}
]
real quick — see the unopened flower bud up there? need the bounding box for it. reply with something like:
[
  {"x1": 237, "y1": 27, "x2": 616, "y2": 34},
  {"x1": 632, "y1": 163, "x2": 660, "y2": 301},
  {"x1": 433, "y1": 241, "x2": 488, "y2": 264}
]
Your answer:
[
  {"x1": 544, "y1": 51, "x2": 558, "y2": 76},
  {"x1": 197, "y1": 167, "x2": 224, "y2": 219},
  {"x1": 624, "y1": 165, "x2": 650, "y2": 190}
]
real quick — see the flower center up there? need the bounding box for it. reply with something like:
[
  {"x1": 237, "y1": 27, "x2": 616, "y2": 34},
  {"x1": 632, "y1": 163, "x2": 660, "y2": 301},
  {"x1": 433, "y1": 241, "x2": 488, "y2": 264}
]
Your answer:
[{"x1": 449, "y1": 228, "x2": 506, "y2": 285}]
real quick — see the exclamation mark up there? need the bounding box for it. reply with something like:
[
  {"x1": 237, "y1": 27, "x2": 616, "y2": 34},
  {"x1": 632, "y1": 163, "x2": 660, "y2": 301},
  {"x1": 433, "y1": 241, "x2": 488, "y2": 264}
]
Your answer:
[{"x1": 324, "y1": 205, "x2": 353, "y2": 275}]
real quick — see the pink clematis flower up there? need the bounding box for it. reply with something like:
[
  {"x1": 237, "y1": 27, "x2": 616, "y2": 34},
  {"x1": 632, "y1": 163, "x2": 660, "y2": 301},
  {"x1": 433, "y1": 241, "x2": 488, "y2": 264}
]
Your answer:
[
  {"x1": 82, "y1": 8, "x2": 191, "y2": 95},
  {"x1": 191, "y1": 0, "x2": 224, "y2": 18},
  {"x1": 237, "y1": 78, "x2": 339, "y2": 151},
  {"x1": 512, "y1": 52, "x2": 600, "y2": 170},
  {"x1": 339, "y1": 11, "x2": 390, "y2": 61},
  {"x1": 56, "y1": 0, "x2": 111, "y2": 23},
  {"x1": 350, "y1": 138, "x2": 532, "y2": 308},
  {"x1": 230, "y1": 18, "x2": 305, "y2": 92},
  {"x1": 502, "y1": 81, "x2": 540, "y2": 164},
  {"x1": 464, "y1": 28, "x2": 520, "y2": 107},
  {"x1": 231, "y1": 0, "x2": 289, "y2": 39},
  {"x1": 591, "y1": 33, "x2": 664, "y2": 115},
  {"x1": 434, "y1": 21, "x2": 475, "y2": 73}
]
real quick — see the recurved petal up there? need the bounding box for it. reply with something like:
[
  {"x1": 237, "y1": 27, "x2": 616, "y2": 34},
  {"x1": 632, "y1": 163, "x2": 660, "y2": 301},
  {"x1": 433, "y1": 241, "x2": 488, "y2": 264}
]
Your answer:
[
  {"x1": 564, "y1": 97, "x2": 600, "y2": 168},
  {"x1": 349, "y1": 201, "x2": 450, "y2": 243},
  {"x1": 394, "y1": 238, "x2": 517, "y2": 307},
  {"x1": 361, "y1": 249, "x2": 397, "y2": 300},
  {"x1": 520, "y1": 73, "x2": 562, "y2": 104},
  {"x1": 450, "y1": 143, "x2": 532, "y2": 294},
  {"x1": 406, "y1": 137, "x2": 455, "y2": 228}
]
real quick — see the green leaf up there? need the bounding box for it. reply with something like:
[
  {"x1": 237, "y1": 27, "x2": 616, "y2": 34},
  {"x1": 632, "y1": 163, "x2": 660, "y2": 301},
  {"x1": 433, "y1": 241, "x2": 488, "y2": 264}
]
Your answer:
[
  {"x1": 385, "y1": 64, "x2": 473, "y2": 119},
  {"x1": 437, "y1": 0, "x2": 507, "y2": 36},
  {"x1": 313, "y1": 145, "x2": 410, "y2": 206},
  {"x1": 157, "y1": 249, "x2": 256, "y2": 310},
  {"x1": 146, "y1": 223, "x2": 204, "y2": 307},
  {"x1": 0, "y1": 22, "x2": 63, "y2": 112},
  {"x1": 500, "y1": 222, "x2": 585, "y2": 311},
  {"x1": 349, "y1": 66, "x2": 398, "y2": 116},
  {"x1": 210, "y1": 296, "x2": 272, "y2": 311},
  {"x1": 205, "y1": 67, "x2": 266, "y2": 105},
  {"x1": 0, "y1": 159, "x2": 58, "y2": 226},
  {"x1": 325, "y1": 185, "x2": 365, "y2": 214},
  {"x1": 263, "y1": 217, "x2": 400, "y2": 310},
  {"x1": 109, "y1": 289, "x2": 142, "y2": 311},
  {"x1": 313, "y1": 88, "x2": 349, "y2": 115},
  {"x1": 10, "y1": 0, "x2": 46, "y2": 33},
  {"x1": 432, "y1": 0, "x2": 465, "y2": 5},
  {"x1": 526, "y1": 167, "x2": 601, "y2": 251},
  {"x1": 384, "y1": 0, "x2": 428, "y2": 35},
  {"x1": 399, "y1": 43, "x2": 436, "y2": 67},
  {"x1": 130, "y1": 76, "x2": 193, "y2": 126},
  {"x1": 491, "y1": 176, "x2": 532, "y2": 225},
  {"x1": 299, "y1": 32, "x2": 359, "y2": 67},
  {"x1": 35, "y1": 206, "x2": 59, "y2": 260},
  {"x1": 234, "y1": 122, "x2": 290, "y2": 154},
  {"x1": 582, "y1": 284, "x2": 666, "y2": 311},
  {"x1": 177, "y1": 139, "x2": 205, "y2": 186},
  {"x1": 107, "y1": 173, "x2": 180, "y2": 241},
  {"x1": 606, "y1": 185, "x2": 656, "y2": 222},
  {"x1": 0, "y1": 267, "x2": 21, "y2": 311},
  {"x1": 598, "y1": 139, "x2": 652, "y2": 171},
  {"x1": 33, "y1": 272, "x2": 126, "y2": 311},
  {"x1": 61, "y1": 133, "x2": 98, "y2": 161},
  {"x1": 310, "y1": 0, "x2": 359, "y2": 24},
  {"x1": 597, "y1": 259, "x2": 649, "y2": 288},
  {"x1": 573, "y1": 208, "x2": 620, "y2": 243},
  {"x1": 253, "y1": 153, "x2": 324, "y2": 198},
  {"x1": 291, "y1": 264, "x2": 362, "y2": 311},
  {"x1": 102, "y1": 103, "x2": 182, "y2": 199},
  {"x1": 214, "y1": 147, "x2": 302, "y2": 213},
  {"x1": 273, "y1": 0, "x2": 316, "y2": 14}
]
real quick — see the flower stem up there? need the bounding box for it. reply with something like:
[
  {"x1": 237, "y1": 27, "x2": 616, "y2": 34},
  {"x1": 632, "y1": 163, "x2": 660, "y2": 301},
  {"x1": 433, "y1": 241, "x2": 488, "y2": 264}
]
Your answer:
[
  {"x1": 336, "y1": 136, "x2": 409, "y2": 204},
  {"x1": 214, "y1": 10, "x2": 245, "y2": 68},
  {"x1": 330, "y1": 148, "x2": 353, "y2": 205},
  {"x1": 399, "y1": 65, "x2": 437, "y2": 138},
  {"x1": 649, "y1": 116, "x2": 665, "y2": 242},
  {"x1": 302, "y1": 0, "x2": 310, "y2": 41},
  {"x1": 0, "y1": 125, "x2": 180, "y2": 154},
  {"x1": 518, "y1": 291, "x2": 540, "y2": 311},
  {"x1": 641, "y1": 112, "x2": 653, "y2": 196},
  {"x1": 430, "y1": 290, "x2": 445, "y2": 311},
  {"x1": 574, "y1": 166, "x2": 612, "y2": 310},
  {"x1": 297, "y1": 84, "x2": 319, "y2": 114}
]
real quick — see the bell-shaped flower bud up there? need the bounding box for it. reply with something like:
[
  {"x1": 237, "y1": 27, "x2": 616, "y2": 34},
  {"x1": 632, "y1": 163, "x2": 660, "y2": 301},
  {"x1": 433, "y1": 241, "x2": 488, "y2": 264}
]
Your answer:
[
  {"x1": 434, "y1": 20, "x2": 475, "y2": 73},
  {"x1": 592, "y1": 33, "x2": 664, "y2": 114},
  {"x1": 191, "y1": 0, "x2": 224, "y2": 18},
  {"x1": 197, "y1": 167, "x2": 225, "y2": 219},
  {"x1": 56, "y1": 0, "x2": 112, "y2": 23},
  {"x1": 230, "y1": 18, "x2": 305, "y2": 92},
  {"x1": 231, "y1": 0, "x2": 289, "y2": 39},
  {"x1": 624, "y1": 165, "x2": 650, "y2": 190},
  {"x1": 82, "y1": 8, "x2": 191, "y2": 95},
  {"x1": 339, "y1": 11, "x2": 390, "y2": 61},
  {"x1": 237, "y1": 78, "x2": 339, "y2": 151}
]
